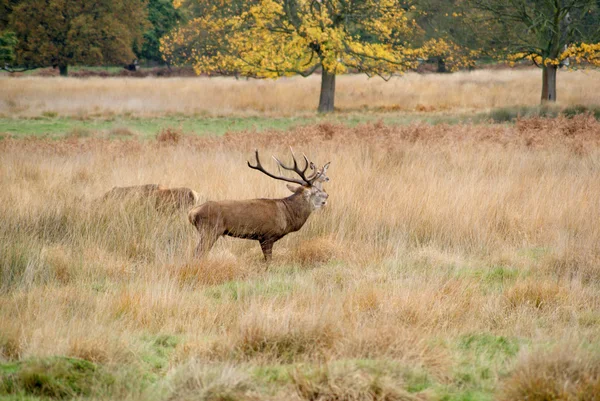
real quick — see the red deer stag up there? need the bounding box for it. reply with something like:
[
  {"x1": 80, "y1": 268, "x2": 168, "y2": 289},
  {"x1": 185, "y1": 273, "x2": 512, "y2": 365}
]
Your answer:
[{"x1": 188, "y1": 150, "x2": 330, "y2": 262}]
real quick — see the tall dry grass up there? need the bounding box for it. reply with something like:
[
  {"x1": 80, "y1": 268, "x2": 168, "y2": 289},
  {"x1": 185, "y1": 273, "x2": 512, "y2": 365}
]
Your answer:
[
  {"x1": 2, "y1": 116, "x2": 600, "y2": 399},
  {"x1": 1, "y1": 68, "x2": 600, "y2": 117}
]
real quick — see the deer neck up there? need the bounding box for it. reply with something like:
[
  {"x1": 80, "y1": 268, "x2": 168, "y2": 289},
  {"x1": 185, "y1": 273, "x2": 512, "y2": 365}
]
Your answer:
[{"x1": 282, "y1": 193, "x2": 313, "y2": 231}]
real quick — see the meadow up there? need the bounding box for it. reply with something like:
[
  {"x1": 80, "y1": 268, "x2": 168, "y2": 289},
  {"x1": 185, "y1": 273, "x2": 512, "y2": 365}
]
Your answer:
[{"x1": 1, "y1": 69, "x2": 600, "y2": 401}]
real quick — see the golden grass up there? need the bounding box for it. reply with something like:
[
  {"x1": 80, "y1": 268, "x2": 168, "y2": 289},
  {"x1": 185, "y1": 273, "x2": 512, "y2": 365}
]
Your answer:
[
  {"x1": 2, "y1": 68, "x2": 600, "y2": 117},
  {"x1": 500, "y1": 345, "x2": 600, "y2": 400},
  {"x1": 2, "y1": 116, "x2": 600, "y2": 398}
]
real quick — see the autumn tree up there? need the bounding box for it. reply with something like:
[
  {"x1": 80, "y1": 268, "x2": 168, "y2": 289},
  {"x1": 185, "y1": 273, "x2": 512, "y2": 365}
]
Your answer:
[
  {"x1": 7, "y1": 0, "x2": 149, "y2": 76},
  {"x1": 162, "y1": 0, "x2": 435, "y2": 113},
  {"x1": 467, "y1": 0, "x2": 600, "y2": 103}
]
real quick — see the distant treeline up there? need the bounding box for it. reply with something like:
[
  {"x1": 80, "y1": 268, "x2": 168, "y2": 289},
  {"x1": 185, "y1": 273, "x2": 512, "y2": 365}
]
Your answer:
[{"x1": 1, "y1": 1, "x2": 599, "y2": 110}]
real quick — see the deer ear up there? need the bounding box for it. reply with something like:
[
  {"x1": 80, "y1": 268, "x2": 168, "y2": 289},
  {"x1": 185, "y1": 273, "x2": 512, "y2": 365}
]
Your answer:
[{"x1": 286, "y1": 184, "x2": 299, "y2": 193}]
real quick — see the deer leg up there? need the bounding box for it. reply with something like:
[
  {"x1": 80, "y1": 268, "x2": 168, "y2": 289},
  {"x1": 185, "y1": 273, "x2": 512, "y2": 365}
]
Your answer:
[
  {"x1": 194, "y1": 229, "x2": 219, "y2": 258},
  {"x1": 259, "y1": 240, "x2": 275, "y2": 264}
]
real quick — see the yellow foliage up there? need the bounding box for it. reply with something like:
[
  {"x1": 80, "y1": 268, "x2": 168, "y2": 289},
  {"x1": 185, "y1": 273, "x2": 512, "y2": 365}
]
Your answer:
[
  {"x1": 505, "y1": 42, "x2": 600, "y2": 68},
  {"x1": 423, "y1": 38, "x2": 479, "y2": 71},
  {"x1": 161, "y1": 0, "x2": 434, "y2": 77}
]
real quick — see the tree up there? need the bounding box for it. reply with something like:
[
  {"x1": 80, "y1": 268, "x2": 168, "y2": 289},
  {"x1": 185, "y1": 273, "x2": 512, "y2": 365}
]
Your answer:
[
  {"x1": 467, "y1": 0, "x2": 600, "y2": 103},
  {"x1": 162, "y1": 0, "x2": 437, "y2": 113},
  {"x1": 139, "y1": 0, "x2": 184, "y2": 64},
  {"x1": 8, "y1": 0, "x2": 149, "y2": 76}
]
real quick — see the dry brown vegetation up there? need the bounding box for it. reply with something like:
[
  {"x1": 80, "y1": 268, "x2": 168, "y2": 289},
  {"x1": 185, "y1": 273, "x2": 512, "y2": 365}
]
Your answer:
[
  {"x1": 2, "y1": 68, "x2": 600, "y2": 117},
  {"x1": 2, "y1": 115, "x2": 600, "y2": 399}
]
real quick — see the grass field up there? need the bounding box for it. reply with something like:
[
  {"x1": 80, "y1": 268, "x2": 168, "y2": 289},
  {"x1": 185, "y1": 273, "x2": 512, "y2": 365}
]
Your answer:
[
  {"x1": 3, "y1": 69, "x2": 600, "y2": 118},
  {"x1": 2, "y1": 70, "x2": 600, "y2": 401},
  {"x1": 2, "y1": 68, "x2": 599, "y2": 140}
]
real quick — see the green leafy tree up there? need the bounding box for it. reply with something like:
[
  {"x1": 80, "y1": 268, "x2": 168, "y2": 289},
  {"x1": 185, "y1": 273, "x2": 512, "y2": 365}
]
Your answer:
[
  {"x1": 0, "y1": 31, "x2": 17, "y2": 66},
  {"x1": 8, "y1": 0, "x2": 149, "y2": 76},
  {"x1": 162, "y1": 0, "x2": 438, "y2": 113},
  {"x1": 467, "y1": 0, "x2": 600, "y2": 102},
  {"x1": 139, "y1": 0, "x2": 184, "y2": 64}
]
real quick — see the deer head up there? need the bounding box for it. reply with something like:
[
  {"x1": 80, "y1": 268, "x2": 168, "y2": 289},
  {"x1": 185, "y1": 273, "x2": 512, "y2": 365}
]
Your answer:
[{"x1": 309, "y1": 160, "x2": 330, "y2": 189}]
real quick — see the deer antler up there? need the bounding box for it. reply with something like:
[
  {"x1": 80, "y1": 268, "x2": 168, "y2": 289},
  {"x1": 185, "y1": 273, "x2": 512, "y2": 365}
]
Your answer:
[
  {"x1": 248, "y1": 149, "x2": 311, "y2": 186},
  {"x1": 272, "y1": 147, "x2": 318, "y2": 185}
]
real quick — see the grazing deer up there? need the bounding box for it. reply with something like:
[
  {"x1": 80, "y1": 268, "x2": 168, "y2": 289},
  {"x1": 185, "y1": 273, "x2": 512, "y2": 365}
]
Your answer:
[
  {"x1": 102, "y1": 184, "x2": 199, "y2": 211},
  {"x1": 155, "y1": 187, "x2": 199, "y2": 210},
  {"x1": 102, "y1": 184, "x2": 164, "y2": 201},
  {"x1": 188, "y1": 150, "x2": 330, "y2": 262}
]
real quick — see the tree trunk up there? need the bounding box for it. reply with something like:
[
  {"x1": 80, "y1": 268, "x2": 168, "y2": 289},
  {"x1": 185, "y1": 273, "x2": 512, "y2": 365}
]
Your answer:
[
  {"x1": 541, "y1": 64, "x2": 557, "y2": 103},
  {"x1": 318, "y1": 68, "x2": 335, "y2": 113},
  {"x1": 59, "y1": 64, "x2": 68, "y2": 77}
]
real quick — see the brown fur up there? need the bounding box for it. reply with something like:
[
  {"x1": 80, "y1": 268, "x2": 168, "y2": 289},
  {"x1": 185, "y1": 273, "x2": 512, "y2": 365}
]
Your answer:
[
  {"x1": 102, "y1": 184, "x2": 199, "y2": 211},
  {"x1": 189, "y1": 185, "x2": 328, "y2": 262},
  {"x1": 102, "y1": 184, "x2": 164, "y2": 201},
  {"x1": 155, "y1": 187, "x2": 199, "y2": 210}
]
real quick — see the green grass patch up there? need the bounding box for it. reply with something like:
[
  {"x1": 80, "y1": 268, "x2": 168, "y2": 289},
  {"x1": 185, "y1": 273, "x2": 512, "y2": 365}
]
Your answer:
[
  {"x1": 458, "y1": 333, "x2": 520, "y2": 360},
  {"x1": 431, "y1": 333, "x2": 522, "y2": 401},
  {"x1": 482, "y1": 105, "x2": 561, "y2": 123},
  {"x1": 139, "y1": 334, "x2": 179, "y2": 373},
  {"x1": 251, "y1": 365, "x2": 292, "y2": 385},
  {"x1": 0, "y1": 115, "x2": 348, "y2": 138},
  {"x1": 0, "y1": 357, "x2": 114, "y2": 399},
  {"x1": 2, "y1": 105, "x2": 599, "y2": 138}
]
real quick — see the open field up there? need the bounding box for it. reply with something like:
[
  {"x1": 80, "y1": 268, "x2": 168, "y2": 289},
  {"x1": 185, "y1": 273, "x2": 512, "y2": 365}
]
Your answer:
[
  {"x1": 2, "y1": 68, "x2": 600, "y2": 119},
  {"x1": 2, "y1": 68, "x2": 600, "y2": 139},
  {"x1": 2, "y1": 114, "x2": 600, "y2": 400}
]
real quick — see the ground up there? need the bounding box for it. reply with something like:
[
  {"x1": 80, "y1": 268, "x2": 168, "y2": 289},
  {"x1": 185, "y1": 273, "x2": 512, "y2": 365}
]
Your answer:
[{"x1": 1, "y1": 69, "x2": 600, "y2": 401}]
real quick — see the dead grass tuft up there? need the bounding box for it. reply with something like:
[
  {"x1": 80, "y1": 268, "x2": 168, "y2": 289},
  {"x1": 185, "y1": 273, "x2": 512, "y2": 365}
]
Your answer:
[
  {"x1": 68, "y1": 338, "x2": 111, "y2": 364},
  {"x1": 290, "y1": 237, "x2": 343, "y2": 267},
  {"x1": 43, "y1": 245, "x2": 73, "y2": 285},
  {"x1": 542, "y1": 248, "x2": 600, "y2": 284},
  {"x1": 219, "y1": 308, "x2": 342, "y2": 362},
  {"x1": 0, "y1": 324, "x2": 22, "y2": 361},
  {"x1": 503, "y1": 279, "x2": 565, "y2": 310},
  {"x1": 500, "y1": 345, "x2": 600, "y2": 401},
  {"x1": 292, "y1": 365, "x2": 418, "y2": 401},
  {"x1": 169, "y1": 257, "x2": 250, "y2": 287},
  {"x1": 166, "y1": 361, "x2": 257, "y2": 401}
]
